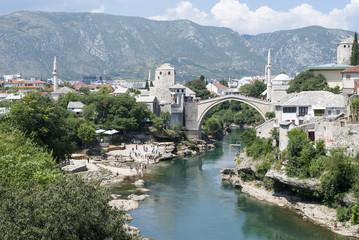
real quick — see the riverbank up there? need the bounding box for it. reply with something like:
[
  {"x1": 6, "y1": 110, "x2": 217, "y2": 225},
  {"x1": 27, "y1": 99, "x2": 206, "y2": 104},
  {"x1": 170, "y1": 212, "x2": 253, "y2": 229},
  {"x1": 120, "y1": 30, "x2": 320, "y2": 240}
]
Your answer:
[
  {"x1": 221, "y1": 168, "x2": 359, "y2": 239},
  {"x1": 63, "y1": 138, "x2": 216, "y2": 238}
]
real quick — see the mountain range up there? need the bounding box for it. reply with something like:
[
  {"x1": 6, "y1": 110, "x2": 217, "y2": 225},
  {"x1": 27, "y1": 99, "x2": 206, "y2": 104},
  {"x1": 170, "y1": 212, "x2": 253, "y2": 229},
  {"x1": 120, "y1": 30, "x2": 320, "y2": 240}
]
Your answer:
[{"x1": 0, "y1": 11, "x2": 354, "y2": 82}]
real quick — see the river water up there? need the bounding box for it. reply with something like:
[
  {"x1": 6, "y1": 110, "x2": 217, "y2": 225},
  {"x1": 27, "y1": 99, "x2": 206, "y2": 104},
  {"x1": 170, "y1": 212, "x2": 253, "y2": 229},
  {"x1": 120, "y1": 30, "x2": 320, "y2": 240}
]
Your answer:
[{"x1": 122, "y1": 129, "x2": 350, "y2": 240}]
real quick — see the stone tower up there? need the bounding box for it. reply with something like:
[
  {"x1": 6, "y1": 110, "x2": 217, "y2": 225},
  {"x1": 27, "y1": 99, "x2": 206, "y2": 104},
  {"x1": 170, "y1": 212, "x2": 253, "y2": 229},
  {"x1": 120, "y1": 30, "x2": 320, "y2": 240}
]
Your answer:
[
  {"x1": 150, "y1": 63, "x2": 176, "y2": 107},
  {"x1": 337, "y1": 36, "x2": 354, "y2": 65},
  {"x1": 52, "y1": 56, "x2": 58, "y2": 92},
  {"x1": 265, "y1": 49, "x2": 272, "y2": 101}
]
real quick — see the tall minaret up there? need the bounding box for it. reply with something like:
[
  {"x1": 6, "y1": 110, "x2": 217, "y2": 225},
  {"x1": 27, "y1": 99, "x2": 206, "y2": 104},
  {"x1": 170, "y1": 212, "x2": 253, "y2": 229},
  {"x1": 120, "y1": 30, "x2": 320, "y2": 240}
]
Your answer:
[
  {"x1": 53, "y1": 56, "x2": 58, "y2": 92},
  {"x1": 265, "y1": 49, "x2": 272, "y2": 101}
]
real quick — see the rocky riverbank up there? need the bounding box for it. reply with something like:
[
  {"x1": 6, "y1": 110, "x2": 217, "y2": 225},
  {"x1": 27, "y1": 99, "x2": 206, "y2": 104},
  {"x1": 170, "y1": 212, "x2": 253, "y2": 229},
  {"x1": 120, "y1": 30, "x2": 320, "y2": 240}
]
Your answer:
[
  {"x1": 63, "y1": 138, "x2": 216, "y2": 239},
  {"x1": 221, "y1": 168, "x2": 359, "y2": 239}
]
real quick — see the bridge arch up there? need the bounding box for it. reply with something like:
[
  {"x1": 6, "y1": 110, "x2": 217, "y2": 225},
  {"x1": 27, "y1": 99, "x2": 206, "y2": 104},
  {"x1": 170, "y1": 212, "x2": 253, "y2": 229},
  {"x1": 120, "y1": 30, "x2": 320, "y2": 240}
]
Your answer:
[{"x1": 196, "y1": 95, "x2": 268, "y2": 131}]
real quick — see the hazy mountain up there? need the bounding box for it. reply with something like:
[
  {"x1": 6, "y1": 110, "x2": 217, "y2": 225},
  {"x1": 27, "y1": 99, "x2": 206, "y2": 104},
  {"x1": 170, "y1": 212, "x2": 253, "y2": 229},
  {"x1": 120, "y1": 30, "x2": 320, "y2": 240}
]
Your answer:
[{"x1": 0, "y1": 11, "x2": 354, "y2": 81}]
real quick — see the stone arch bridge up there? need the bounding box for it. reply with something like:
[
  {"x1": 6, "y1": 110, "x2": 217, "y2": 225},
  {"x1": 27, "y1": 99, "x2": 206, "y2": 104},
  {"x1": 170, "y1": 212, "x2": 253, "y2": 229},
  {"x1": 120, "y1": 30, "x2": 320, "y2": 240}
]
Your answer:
[{"x1": 184, "y1": 94, "x2": 273, "y2": 138}]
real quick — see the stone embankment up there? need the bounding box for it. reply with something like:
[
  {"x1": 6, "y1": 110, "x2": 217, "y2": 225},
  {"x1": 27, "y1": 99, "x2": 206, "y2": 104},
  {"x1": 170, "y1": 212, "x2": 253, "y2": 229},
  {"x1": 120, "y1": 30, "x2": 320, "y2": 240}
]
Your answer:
[{"x1": 221, "y1": 167, "x2": 359, "y2": 239}]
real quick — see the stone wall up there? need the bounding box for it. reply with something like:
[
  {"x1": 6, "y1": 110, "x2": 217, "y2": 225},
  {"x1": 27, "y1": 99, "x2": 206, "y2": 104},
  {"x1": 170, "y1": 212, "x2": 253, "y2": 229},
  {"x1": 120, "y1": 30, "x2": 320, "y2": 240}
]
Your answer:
[{"x1": 255, "y1": 118, "x2": 277, "y2": 139}]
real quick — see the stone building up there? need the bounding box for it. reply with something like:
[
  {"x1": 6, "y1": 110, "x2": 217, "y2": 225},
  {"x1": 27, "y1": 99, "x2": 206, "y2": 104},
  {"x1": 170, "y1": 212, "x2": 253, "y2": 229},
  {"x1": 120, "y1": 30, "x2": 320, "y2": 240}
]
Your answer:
[
  {"x1": 337, "y1": 36, "x2": 355, "y2": 65},
  {"x1": 341, "y1": 65, "x2": 359, "y2": 95}
]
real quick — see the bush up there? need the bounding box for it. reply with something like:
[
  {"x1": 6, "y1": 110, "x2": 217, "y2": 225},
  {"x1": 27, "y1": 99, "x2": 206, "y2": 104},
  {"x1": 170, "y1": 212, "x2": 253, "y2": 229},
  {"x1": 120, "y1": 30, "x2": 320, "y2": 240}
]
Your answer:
[
  {"x1": 0, "y1": 176, "x2": 132, "y2": 240},
  {"x1": 337, "y1": 206, "x2": 351, "y2": 222}
]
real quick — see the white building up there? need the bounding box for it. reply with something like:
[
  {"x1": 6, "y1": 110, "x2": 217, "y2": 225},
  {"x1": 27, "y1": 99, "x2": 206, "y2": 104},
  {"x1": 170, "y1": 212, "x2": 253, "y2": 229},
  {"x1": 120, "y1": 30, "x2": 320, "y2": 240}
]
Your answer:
[
  {"x1": 112, "y1": 85, "x2": 130, "y2": 95},
  {"x1": 306, "y1": 64, "x2": 351, "y2": 88},
  {"x1": 275, "y1": 91, "x2": 345, "y2": 126},
  {"x1": 206, "y1": 82, "x2": 229, "y2": 95},
  {"x1": 270, "y1": 73, "x2": 291, "y2": 103},
  {"x1": 341, "y1": 65, "x2": 359, "y2": 95},
  {"x1": 67, "y1": 102, "x2": 85, "y2": 116}
]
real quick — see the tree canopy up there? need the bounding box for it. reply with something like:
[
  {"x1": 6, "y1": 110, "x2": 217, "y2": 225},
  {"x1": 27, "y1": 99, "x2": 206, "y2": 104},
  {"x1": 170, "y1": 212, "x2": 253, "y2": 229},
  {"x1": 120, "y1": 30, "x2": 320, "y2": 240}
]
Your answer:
[
  {"x1": 287, "y1": 71, "x2": 328, "y2": 93},
  {"x1": 238, "y1": 81, "x2": 266, "y2": 98},
  {"x1": 185, "y1": 76, "x2": 211, "y2": 99}
]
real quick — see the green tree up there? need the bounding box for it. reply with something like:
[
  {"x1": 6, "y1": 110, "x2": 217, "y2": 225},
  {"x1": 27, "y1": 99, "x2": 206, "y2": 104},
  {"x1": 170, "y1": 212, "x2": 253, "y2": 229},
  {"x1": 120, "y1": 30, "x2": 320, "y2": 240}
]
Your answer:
[
  {"x1": 160, "y1": 111, "x2": 171, "y2": 129},
  {"x1": 145, "y1": 80, "x2": 149, "y2": 90},
  {"x1": 77, "y1": 123, "x2": 96, "y2": 148},
  {"x1": 238, "y1": 81, "x2": 266, "y2": 98},
  {"x1": 351, "y1": 32, "x2": 359, "y2": 66},
  {"x1": 0, "y1": 176, "x2": 132, "y2": 240},
  {"x1": 219, "y1": 79, "x2": 228, "y2": 87},
  {"x1": 287, "y1": 71, "x2": 328, "y2": 93},
  {"x1": 185, "y1": 76, "x2": 211, "y2": 100},
  {"x1": 7, "y1": 92, "x2": 78, "y2": 161}
]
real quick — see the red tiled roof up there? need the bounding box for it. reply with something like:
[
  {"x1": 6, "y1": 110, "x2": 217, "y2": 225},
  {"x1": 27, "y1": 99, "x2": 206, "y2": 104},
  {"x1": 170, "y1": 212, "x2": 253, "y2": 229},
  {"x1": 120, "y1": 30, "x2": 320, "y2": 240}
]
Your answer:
[
  {"x1": 15, "y1": 86, "x2": 42, "y2": 89},
  {"x1": 342, "y1": 65, "x2": 359, "y2": 73},
  {"x1": 212, "y1": 82, "x2": 228, "y2": 89}
]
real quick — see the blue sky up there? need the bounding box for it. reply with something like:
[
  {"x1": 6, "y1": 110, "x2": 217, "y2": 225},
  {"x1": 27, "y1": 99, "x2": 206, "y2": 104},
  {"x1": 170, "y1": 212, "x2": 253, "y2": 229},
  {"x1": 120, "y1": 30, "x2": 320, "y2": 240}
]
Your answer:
[{"x1": 0, "y1": 0, "x2": 356, "y2": 34}]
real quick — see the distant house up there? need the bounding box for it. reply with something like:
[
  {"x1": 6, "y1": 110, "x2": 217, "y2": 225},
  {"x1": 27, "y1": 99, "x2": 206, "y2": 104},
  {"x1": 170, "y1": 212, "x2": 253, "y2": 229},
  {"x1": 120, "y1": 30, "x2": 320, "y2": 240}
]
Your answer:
[
  {"x1": 67, "y1": 102, "x2": 85, "y2": 116},
  {"x1": 112, "y1": 85, "x2": 130, "y2": 95},
  {"x1": 341, "y1": 65, "x2": 359, "y2": 95},
  {"x1": 206, "y1": 82, "x2": 229, "y2": 95},
  {"x1": 275, "y1": 91, "x2": 345, "y2": 126},
  {"x1": 51, "y1": 87, "x2": 80, "y2": 101},
  {"x1": 306, "y1": 63, "x2": 351, "y2": 88}
]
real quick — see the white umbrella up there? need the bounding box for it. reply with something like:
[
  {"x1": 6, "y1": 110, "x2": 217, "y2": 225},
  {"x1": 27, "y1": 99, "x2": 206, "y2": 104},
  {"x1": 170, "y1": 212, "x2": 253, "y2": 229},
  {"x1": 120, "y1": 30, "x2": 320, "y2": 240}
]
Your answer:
[{"x1": 95, "y1": 129, "x2": 106, "y2": 134}]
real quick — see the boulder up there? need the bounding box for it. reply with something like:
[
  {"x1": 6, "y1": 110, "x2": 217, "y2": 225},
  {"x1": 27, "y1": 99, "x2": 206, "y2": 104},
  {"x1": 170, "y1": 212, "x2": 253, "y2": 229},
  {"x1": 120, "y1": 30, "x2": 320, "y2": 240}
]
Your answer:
[
  {"x1": 128, "y1": 194, "x2": 149, "y2": 201},
  {"x1": 137, "y1": 188, "x2": 151, "y2": 193},
  {"x1": 62, "y1": 164, "x2": 88, "y2": 173},
  {"x1": 109, "y1": 199, "x2": 139, "y2": 211},
  {"x1": 134, "y1": 179, "x2": 145, "y2": 187}
]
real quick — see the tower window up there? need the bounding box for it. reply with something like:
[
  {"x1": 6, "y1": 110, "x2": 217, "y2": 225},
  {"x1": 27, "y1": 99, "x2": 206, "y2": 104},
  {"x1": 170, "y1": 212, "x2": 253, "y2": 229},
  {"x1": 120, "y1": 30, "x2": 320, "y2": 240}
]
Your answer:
[
  {"x1": 168, "y1": 71, "x2": 171, "y2": 75},
  {"x1": 160, "y1": 72, "x2": 162, "y2": 75},
  {"x1": 344, "y1": 45, "x2": 346, "y2": 48}
]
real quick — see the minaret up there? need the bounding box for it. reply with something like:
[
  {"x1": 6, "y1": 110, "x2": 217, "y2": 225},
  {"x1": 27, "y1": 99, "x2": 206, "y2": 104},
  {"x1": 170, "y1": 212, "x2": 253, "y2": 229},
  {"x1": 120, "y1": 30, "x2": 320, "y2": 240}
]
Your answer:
[
  {"x1": 265, "y1": 49, "x2": 272, "y2": 101},
  {"x1": 53, "y1": 56, "x2": 58, "y2": 92}
]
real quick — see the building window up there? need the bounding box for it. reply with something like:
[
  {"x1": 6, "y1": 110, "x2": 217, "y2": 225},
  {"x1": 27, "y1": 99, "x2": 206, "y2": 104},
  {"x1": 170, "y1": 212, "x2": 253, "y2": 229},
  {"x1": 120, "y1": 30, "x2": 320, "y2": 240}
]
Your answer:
[
  {"x1": 283, "y1": 107, "x2": 296, "y2": 113},
  {"x1": 336, "y1": 110, "x2": 340, "y2": 115},
  {"x1": 344, "y1": 45, "x2": 346, "y2": 48},
  {"x1": 168, "y1": 71, "x2": 171, "y2": 75},
  {"x1": 346, "y1": 74, "x2": 351, "y2": 80},
  {"x1": 298, "y1": 107, "x2": 308, "y2": 116},
  {"x1": 160, "y1": 72, "x2": 162, "y2": 75},
  {"x1": 314, "y1": 109, "x2": 325, "y2": 116},
  {"x1": 328, "y1": 110, "x2": 332, "y2": 115}
]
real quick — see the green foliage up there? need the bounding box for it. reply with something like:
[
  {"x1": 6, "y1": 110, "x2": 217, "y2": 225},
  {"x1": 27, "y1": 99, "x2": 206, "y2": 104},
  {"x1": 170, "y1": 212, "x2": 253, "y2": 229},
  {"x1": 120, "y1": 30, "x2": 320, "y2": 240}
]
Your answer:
[
  {"x1": 238, "y1": 81, "x2": 266, "y2": 98},
  {"x1": 6, "y1": 92, "x2": 78, "y2": 161},
  {"x1": 205, "y1": 116, "x2": 224, "y2": 136},
  {"x1": 160, "y1": 111, "x2": 171, "y2": 129},
  {"x1": 185, "y1": 76, "x2": 211, "y2": 100},
  {"x1": 145, "y1": 80, "x2": 149, "y2": 90},
  {"x1": 351, "y1": 96, "x2": 359, "y2": 123},
  {"x1": 246, "y1": 137, "x2": 274, "y2": 159},
  {"x1": 286, "y1": 128, "x2": 316, "y2": 177},
  {"x1": 240, "y1": 129, "x2": 256, "y2": 147},
  {"x1": 287, "y1": 71, "x2": 328, "y2": 93},
  {"x1": 265, "y1": 111, "x2": 275, "y2": 119},
  {"x1": 0, "y1": 176, "x2": 132, "y2": 240},
  {"x1": 219, "y1": 79, "x2": 228, "y2": 87},
  {"x1": 351, "y1": 204, "x2": 359, "y2": 224},
  {"x1": 321, "y1": 149, "x2": 354, "y2": 205},
  {"x1": 351, "y1": 32, "x2": 359, "y2": 66},
  {"x1": 129, "y1": 88, "x2": 141, "y2": 95},
  {"x1": 337, "y1": 206, "x2": 352, "y2": 222},
  {"x1": 270, "y1": 127, "x2": 279, "y2": 147},
  {"x1": 239, "y1": 172, "x2": 255, "y2": 182},
  {"x1": 0, "y1": 129, "x2": 61, "y2": 188},
  {"x1": 324, "y1": 85, "x2": 342, "y2": 94},
  {"x1": 256, "y1": 159, "x2": 272, "y2": 179},
  {"x1": 77, "y1": 123, "x2": 96, "y2": 147}
]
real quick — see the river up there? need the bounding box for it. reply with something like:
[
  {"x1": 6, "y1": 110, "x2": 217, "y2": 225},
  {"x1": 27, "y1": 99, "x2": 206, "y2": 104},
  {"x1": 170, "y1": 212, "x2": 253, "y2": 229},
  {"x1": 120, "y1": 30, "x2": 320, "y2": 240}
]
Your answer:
[{"x1": 116, "y1": 128, "x2": 351, "y2": 240}]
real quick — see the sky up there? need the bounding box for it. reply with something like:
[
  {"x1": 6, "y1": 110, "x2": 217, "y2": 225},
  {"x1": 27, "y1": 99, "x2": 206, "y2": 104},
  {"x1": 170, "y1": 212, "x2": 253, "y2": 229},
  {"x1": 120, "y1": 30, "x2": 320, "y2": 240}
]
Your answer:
[{"x1": 0, "y1": 0, "x2": 357, "y2": 35}]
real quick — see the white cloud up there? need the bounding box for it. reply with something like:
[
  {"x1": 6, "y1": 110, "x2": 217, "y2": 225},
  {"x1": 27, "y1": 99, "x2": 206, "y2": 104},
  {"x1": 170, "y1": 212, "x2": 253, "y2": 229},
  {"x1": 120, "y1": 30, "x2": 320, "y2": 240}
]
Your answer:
[
  {"x1": 150, "y1": 0, "x2": 359, "y2": 35},
  {"x1": 149, "y1": 1, "x2": 214, "y2": 26},
  {"x1": 90, "y1": 4, "x2": 105, "y2": 13}
]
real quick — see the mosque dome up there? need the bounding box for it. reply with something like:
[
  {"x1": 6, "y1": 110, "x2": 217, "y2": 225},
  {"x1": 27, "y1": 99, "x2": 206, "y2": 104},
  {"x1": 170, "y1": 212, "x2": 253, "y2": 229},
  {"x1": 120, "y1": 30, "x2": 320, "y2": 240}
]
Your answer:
[{"x1": 273, "y1": 74, "x2": 291, "y2": 82}]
